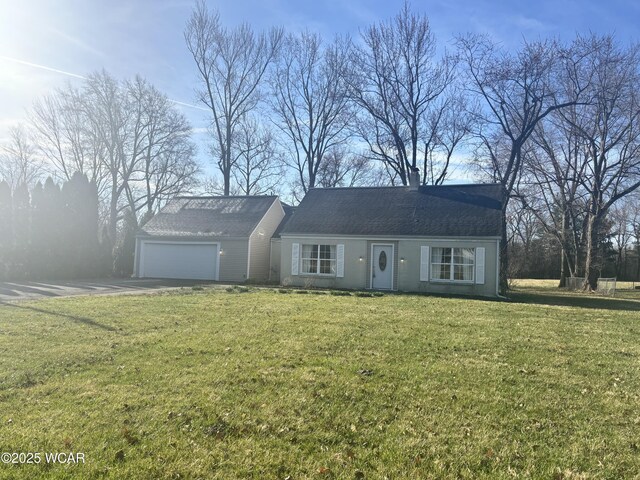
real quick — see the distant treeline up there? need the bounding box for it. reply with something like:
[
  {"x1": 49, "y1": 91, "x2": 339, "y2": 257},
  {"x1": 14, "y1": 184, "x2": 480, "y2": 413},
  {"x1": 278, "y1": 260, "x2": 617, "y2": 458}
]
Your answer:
[
  {"x1": 509, "y1": 235, "x2": 640, "y2": 283},
  {"x1": 0, "y1": 174, "x2": 135, "y2": 281}
]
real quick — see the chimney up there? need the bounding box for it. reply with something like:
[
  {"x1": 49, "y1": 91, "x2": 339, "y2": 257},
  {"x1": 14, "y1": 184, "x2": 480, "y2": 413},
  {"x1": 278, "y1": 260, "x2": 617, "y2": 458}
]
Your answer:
[{"x1": 408, "y1": 168, "x2": 420, "y2": 191}]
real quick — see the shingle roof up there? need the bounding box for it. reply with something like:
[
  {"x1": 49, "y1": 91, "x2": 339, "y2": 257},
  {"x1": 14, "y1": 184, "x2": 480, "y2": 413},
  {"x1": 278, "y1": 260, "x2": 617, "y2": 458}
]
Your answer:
[
  {"x1": 280, "y1": 184, "x2": 503, "y2": 237},
  {"x1": 139, "y1": 196, "x2": 278, "y2": 237},
  {"x1": 272, "y1": 205, "x2": 296, "y2": 239}
]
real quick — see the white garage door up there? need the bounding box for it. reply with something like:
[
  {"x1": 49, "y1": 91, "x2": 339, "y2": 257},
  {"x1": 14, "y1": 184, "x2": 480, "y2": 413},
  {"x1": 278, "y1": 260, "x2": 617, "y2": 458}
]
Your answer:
[{"x1": 141, "y1": 242, "x2": 219, "y2": 280}]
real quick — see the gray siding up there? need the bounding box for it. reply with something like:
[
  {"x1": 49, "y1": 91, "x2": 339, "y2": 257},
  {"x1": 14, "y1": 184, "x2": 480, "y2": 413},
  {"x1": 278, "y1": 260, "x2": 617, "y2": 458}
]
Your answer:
[
  {"x1": 219, "y1": 239, "x2": 250, "y2": 282},
  {"x1": 248, "y1": 200, "x2": 285, "y2": 281},
  {"x1": 280, "y1": 235, "x2": 499, "y2": 296},
  {"x1": 396, "y1": 238, "x2": 498, "y2": 296},
  {"x1": 270, "y1": 239, "x2": 281, "y2": 281},
  {"x1": 280, "y1": 237, "x2": 372, "y2": 290}
]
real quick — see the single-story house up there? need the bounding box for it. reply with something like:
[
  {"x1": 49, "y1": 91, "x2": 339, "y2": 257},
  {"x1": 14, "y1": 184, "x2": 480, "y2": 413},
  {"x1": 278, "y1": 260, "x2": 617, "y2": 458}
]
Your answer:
[
  {"x1": 273, "y1": 181, "x2": 503, "y2": 296},
  {"x1": 134, "y1": 196, "x2": 285, "y2": 281},
  {"x1": 136, "y1": 178, "x2": 503, "y2": 297}
]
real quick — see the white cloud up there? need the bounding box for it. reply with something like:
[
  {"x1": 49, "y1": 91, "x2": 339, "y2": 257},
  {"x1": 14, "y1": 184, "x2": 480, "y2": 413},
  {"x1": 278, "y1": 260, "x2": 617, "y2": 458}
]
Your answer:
[{"x1": 510, "y1": 14, "x2": 552, "y2": 32}]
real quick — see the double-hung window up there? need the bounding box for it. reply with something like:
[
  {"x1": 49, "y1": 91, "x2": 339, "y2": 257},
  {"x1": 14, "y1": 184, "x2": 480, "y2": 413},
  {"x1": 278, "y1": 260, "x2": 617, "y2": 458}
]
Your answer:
[
  {"x1": 431, "y1": 247, "x2": 474, "y2": 282},
  {"x1": 301, "y1": 244, "x2": 336, "y2": 275}
]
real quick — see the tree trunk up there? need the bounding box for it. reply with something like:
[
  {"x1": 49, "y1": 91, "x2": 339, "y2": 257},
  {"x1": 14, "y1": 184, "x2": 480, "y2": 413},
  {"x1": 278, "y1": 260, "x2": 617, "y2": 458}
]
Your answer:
[
  {"x1": 223, "y1": 170, "x2": 230, "y2": 196},
  {"x1": 558, "y1": 210, "x2": 572, "y2": 288},
  {"x1": 499, "y1": 205, "x2": 509, "y2": 295},
  {"x1": 582, "y1": 212, "x2": 601, "y2": 291},
  {"x1": 108, "y1": 167, "x2": 119, "y2": 265},
  {"x1": 559, "y1": 246, "x2": 566, "y2": 288}
]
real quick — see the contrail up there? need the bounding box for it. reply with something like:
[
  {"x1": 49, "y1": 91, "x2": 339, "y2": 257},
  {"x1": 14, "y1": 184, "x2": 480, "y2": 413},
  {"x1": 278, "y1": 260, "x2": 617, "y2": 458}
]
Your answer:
[
  {"x1": 0, "y1": 55, "x2": 87, "y2": 79},
  {"x1": 168, "y1": 99, "x2": 210, "y2": 112},
  {"x1": 0, "y1": 55, "x2": 209, "y2": 112}
]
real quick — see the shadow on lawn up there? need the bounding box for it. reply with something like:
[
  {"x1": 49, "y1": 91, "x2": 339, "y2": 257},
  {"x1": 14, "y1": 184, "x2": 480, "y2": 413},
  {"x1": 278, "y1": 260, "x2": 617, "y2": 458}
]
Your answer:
[
  {"x1": 508, "y1": 290, "x2": 640, "y2": 312},
  {"x1": 0, "y1": 301, "x2": 118, "y2": 331}
]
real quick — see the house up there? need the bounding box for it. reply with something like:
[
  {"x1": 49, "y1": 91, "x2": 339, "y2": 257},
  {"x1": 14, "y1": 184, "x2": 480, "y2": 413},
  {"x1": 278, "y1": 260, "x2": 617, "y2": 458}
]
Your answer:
[
  {"x1": 134, "y1": 196, "x2": 285, "y2": 282},
  {"x1": 136, "y1": 177, "x2": 503, "y2": 297},
  {"x1": 273, "y1": 178, "x2": 503, "y2": 296}
]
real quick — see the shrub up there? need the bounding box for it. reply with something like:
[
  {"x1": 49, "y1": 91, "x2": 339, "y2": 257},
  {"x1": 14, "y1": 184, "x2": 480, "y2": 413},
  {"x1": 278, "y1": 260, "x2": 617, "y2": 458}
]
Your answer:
[{"x1": 330, "y1": 290, "x2": 352, "y2": 296}]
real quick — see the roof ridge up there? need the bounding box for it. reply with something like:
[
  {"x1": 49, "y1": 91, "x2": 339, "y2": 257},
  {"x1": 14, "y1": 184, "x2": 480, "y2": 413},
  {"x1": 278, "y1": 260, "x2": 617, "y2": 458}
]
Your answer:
[
  {"x1": 307, "y1": 183, "x2": 502, "y2": 192},
  {"x1": 175, "y1": 195, "x2": 278, "y2": 199}
]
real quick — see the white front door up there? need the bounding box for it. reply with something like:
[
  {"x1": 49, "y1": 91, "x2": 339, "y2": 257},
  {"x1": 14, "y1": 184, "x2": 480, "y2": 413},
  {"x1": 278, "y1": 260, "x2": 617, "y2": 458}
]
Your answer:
[{"x1": 371, "y1": 244, "x2": 393, "y2": 290}]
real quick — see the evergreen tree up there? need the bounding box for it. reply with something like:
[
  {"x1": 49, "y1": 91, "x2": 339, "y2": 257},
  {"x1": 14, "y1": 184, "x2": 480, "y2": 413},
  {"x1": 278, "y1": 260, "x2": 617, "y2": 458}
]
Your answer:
[
  {"x1": 0, "y1": 181, "x2": 12, "y2": 280},
  {"x1": 113, "y1": 209, "x2": 137, "y2": 277},
  {"x1": 11, "y1": 183, "x2": 30, "y2": 279},
  {"x1": 39, "y1": 177, "x2": 64, "y2": 278},
  {"x1": 30, "y1": 181, "x2": 46, "y2": 279},
  {"x1": 62, "y1": 172, "x2": 100, "y2": 278},
  {"x1": 98, "y1": 225, "x2": 113, "y2": 278}
]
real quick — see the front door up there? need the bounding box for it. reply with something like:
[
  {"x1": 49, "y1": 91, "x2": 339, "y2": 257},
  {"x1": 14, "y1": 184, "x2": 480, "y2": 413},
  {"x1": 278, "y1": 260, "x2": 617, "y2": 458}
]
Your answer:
[{"x1": 371, "y1": 244, "x2": 393, "y2": 290}]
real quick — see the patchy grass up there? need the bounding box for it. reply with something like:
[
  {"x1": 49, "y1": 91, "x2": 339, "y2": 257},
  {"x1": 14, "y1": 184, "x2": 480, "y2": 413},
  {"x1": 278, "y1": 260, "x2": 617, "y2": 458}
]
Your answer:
[{"x1": 0, "y1": 286, "x2": 639, "y2": 479}]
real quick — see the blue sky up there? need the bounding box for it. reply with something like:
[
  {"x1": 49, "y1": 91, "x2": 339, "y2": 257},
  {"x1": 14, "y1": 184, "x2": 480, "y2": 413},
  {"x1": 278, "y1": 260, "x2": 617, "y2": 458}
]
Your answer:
[{"x1": 1, "y1": 0, "x2": 639, "y2": 177}]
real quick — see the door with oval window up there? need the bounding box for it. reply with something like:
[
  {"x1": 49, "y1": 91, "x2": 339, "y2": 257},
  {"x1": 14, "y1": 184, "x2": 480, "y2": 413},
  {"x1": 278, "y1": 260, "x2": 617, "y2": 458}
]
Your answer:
[{"x1": 371, "y1": 244, "x2": 393, "y2": 290}]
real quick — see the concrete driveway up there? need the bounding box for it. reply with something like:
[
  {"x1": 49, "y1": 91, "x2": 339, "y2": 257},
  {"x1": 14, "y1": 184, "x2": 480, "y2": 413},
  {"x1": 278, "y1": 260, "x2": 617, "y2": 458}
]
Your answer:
[{"x1": 0, "y1": 278, "x2": 212, "y2": 302}]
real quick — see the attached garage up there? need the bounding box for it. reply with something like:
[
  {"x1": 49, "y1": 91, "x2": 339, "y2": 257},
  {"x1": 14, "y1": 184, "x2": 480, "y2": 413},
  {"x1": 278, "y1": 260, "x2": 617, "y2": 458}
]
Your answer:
[
  {"x1": 139, "y1": 241, "x2": 219, "y2": 280},
  {"x1": 134, "y1": 196, "x2": 285, "y2": 283}
]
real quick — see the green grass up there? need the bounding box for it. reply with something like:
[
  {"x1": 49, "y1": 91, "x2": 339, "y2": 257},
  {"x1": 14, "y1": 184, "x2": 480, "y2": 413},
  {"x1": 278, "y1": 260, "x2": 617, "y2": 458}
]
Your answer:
[{"x1": 1, "y1": 284, "x2": 639, "y2": 479}]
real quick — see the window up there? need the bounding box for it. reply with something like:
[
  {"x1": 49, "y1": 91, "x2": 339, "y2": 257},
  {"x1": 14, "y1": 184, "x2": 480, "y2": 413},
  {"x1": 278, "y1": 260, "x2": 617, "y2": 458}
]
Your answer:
[
  {"x1": 301, "y1": 244, "x2": 336, "y2": 275},
  {"x1": 431, "y1": 247, "x2": 474, "y2": 282}
]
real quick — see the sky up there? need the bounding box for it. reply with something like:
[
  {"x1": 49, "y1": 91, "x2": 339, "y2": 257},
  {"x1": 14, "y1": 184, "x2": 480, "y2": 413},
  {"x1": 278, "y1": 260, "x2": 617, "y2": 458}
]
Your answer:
[{"x1": 1, "y1": 0, "x2": 639, "y2": 181}]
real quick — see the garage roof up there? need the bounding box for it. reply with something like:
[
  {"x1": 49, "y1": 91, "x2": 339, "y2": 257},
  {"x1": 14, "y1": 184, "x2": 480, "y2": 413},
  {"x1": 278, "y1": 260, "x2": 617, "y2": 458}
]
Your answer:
[{"x1": 139, "y1": 196, "x2": 279, "y2": 237}]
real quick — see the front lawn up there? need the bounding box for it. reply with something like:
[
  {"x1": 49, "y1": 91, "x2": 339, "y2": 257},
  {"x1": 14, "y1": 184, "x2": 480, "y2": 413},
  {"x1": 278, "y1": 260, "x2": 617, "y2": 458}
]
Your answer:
[{"x1": 1, "y1": 286, "x2": 639, "y2": 478}]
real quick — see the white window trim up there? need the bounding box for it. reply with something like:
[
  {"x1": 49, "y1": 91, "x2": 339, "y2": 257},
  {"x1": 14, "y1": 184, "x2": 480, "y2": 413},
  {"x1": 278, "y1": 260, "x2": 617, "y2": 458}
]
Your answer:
[
  {"x1": 430, "y1": 247, "x2": 475, "y2": 284},
  {"x1": 300, "y1": 244, "x2": 337, "y2": 276}
]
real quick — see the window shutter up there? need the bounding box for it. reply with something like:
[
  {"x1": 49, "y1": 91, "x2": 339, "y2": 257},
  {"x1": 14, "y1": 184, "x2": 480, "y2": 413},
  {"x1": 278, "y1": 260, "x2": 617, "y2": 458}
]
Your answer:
[
  {"x1": 475, "y1": 247, "x2": 485, "y2": 284},
  {"x1": 336, "y1": 244, "x2": 345, "y2": 278},
  {"x1": 291, "y1": 243, "x2": 299, "y2": 276},
  {"x1": 420, "y1": 246, "x2": 429, "y2": 281}
]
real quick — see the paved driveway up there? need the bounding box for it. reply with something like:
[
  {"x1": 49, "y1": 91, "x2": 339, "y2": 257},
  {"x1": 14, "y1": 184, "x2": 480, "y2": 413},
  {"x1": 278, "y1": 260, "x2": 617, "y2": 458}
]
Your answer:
[{"x1": 0, "y1": 278, "x2": 211, "y2": 302}]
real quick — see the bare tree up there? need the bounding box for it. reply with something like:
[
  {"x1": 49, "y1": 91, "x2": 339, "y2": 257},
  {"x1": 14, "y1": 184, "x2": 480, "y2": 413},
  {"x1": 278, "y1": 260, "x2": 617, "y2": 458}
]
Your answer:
[
  {"x1": 609, "y1": 201, "x2": 635, "y2": 278},
  {"x1": 185, "y1": 1, "x2": 283, "y2": 195},
  {"x1": 348, "y1": 2, "x2": 457, "y2": 186},
  {"x1": 123, "y1": 76, "x2": 199, "y2": 218},
  {"x1": 201, "y1": 176, "x2": 233, "y2": 196},
  {"x1": 422, "y1": 91, "x2": 475, "y2": 185},
  {"x1": 31, "y1": 86, "x2": 107, "y2": 194},
  {"x1": 271, "y1": 31, "x2": 352, "y2": 194},
  {"x1": 631, "y1": 194, "x2": 640, "y2": 281},
  {"x1": 505, "y1": 195, "x2": 543, "y2": 278},
  {"x1": 458, "y1": 34, "x2": 581, "y2": 292},
  {"x1": 80, "y1": 70, "x2": 133, "y2": 246},
  {"x1": 563, "y1": 36, "x2": 640, "y2": 290},
  {"x1": 30, "y1": 71, "x2": 198, "y2": 260},
  {"x1": 231, "y1": 115, "x2": 283, "y2": 195},
  {"x1": 521, "y1": 109, "x2": 590, "y2": 286},
  {"x1": 0, "y1": 125, "x2": 43, "y2": 191},
  {"x1": 316, "y1": 146, "x2": 383, "y2": 188}
]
